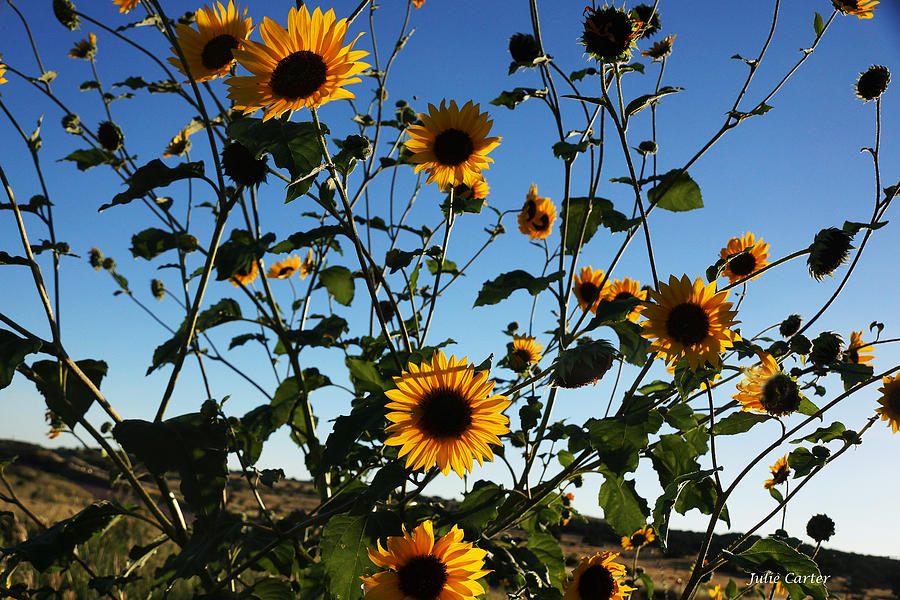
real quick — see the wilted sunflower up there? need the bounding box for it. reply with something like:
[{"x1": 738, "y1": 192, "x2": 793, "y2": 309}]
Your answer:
[
  {"x1": 221, "y1": 141, "x2": 268, "y2": 187},
  {"x1": 517, "y1": 183, "x2": 556, "y2": 240},
  {"x1": 806, "y1": 514, "x2": 836, "y2": 543},
  {"x1": 640, "y1": 34, "x2": 675, "y2": 60},
  {"x1": 228, "y1": 6, "x2": 369, "y2": 120},
  {"x1": 163, "y1": 127, "x2": 193, "y2": 158},
  {"x1": 229, "y1": 260, "x2": 258, "y2": 287},
  {"x1": 68, "y1": 32, "x2": 98, "y2": 60},
  {"x1": 564, "y1": 552, "x2": 635, "y2": 600},
  {"x1": 384, "y1": 351, "x2": 510, "y2": 477},
  {"x1": 508, "y1": 335, "x2": 543, "y2": 371},
  {"x1": 167, "y1": 1, "x2": 252, "y2": 83},
  {"x1": 764, "y1": 455, "x2": 790, "y2": 489},
  {"x1": 362, "y1": 521, "x2": 489, "y2": 600},
  {"x1": 97, "y1": 121, "x2": 124, "y2": 152},
  {"x1": 113, "y1": 0, "x2": 140, "y2": 13},
  {"x1": 734, "y1": 353, "x2": 801, "y2": 416},
  {"x1": 875, "y1": 374, "x2": 900, "y2": 433},
  {"x1": 844, "y1": 330, "x2": 874, "y2": 365},
  {"x1": 267, "y1": 254, "x2": 302, "y2": 279},
  {"x1": 719, "y1": 232, "x2": 770, "y2": 285},
  {"x1": 620, "y1": 525, "x2": 655, "y2": 550},
  {"x1": 602, "y1": 277, "x2": 647, "y2": 322},
  {"x1": 641, "y1": 275, "x2": 740, "y2": 370},
  {"x1": 405, "y1": 100, "x2": 501, "y2": 189},
  {"x1": 832, "y1": 0, "x2": 879, "y2": 19},
  {"x1": 573, "y1": 266, "x2": 608, "y2": 314},
  {"x1": 581, "y1": 5, "x2": 643, "y2": 63}
]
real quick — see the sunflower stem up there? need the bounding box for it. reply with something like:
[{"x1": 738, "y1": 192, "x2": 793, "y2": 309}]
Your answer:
[{"x1": 422, "y1": 187, "x2": 456, "y2": 345}]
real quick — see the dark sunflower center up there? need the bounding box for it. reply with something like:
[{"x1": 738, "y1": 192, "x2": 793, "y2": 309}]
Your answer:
[
  {"x1": 523, "y1": 200, "x2": 537, "y2": 220},
  {"x1": 270, "y1": 50, "x2": 328, "y2": 99},
  {"x1": 728, "y1": 252, "x2": 757, "y2": 277},
  {"x1": 888, "y1": 388, "x2": 900, "y2": 413},
  {"x1": 533, "y1": 214, "x2": 550, "y2": 231},
  {"x1": 418, "y1": 388, "x2": 473, "y2": 439},
  {"x1": 760, "y1": 373, "x2": 801, "y2": 416},
  {"x1": 201, "y1": 34, "x2": 239, "y2": 70},
  {"x1": 398, "y1": 555, "x2": 448, "y2": 600},
  {"x1": 631, "y1": 533, "x2": 646, "y2": 546},
  {"x1": 433, "y1": 129, "x2": 475, "y2": 166},
  {"x1": 579, "y1": 282, "x2": 601, "y2": 305},
  {"x1": 613, "y1": 291, "x2": 634, "y2": 301},
  {"x1": 847, "y1": 348, "x2": 860, "y2": 363},
  {"x1": 275, "y1": 266, "x2": 294, "y2": 277},
  {"x1": 577, "y1": 564, "x2": 617, "y2": 600},
  {"x1": 665, "y1": 302, "x2": 710, "y2": 347},
  {"x1": 512, "y1": 349, "x2": 532, "y2": 366}
]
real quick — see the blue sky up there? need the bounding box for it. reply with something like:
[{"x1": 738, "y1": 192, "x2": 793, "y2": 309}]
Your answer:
[{"x1": 1, "y1": 0, "x2": 898, "y2": 558}]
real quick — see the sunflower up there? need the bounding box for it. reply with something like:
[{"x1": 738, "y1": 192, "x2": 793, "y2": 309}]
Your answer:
[
  {"x1": 832, "y1": 0, "x2": 879, "y2": 19},
  {"x1": 45, "y1": 410, "x2": 64, "y2": 439},
  {"x1": 267, "y1": 255, "x2": 302, "y2": 279},
  {"x1": 229, "y1": 260, "x2": 258, "y2": 287},
  {"x1": 68, "y1": 32, "x2": 98, "y2": 60},
  {"x1": 875, "y1": 375, "x2": 900, "y2": 434},
  {"x1": 844, "y1": 330, "x2": 874, "y2": 365},
  {"x1": 508, "y1": 335, "x2": 543, "y2": 371},
  {"x1": 517, "y1": 184, "x2": 556, "y2": 240},
  {"x1": 764, "y1": 455, "x2": 790, "y2": 489},
  {"x1": 228, "y1": 6, "x2": 368, "y2": 121},
  {"x1": 602, "y1": 277, "x2": 647, "y2": 322},
  {"x1": 362, "y1": 521, "x2": 489, "y2": 600},
  {"x1": 564, "y1": 552, "x2": 635, "y2": 600},
  {"x1": 299, "y1": 249, "x2": 315, "y2": 279},
  {"x1": 719, "y1": 232, "x2": 770, "y2": 285},
  {"x1": 620, "y1": 525, "x2": 655, "y2": 550},
  {"x1": 573, "y1": 266, "x2": 608, "y2": 314},
  {"x1": 0, "y1": 55, "x2": 7, "y2": 86},
  {"x1": 581, "y1": 6, "x2": 643, "y2": 63},
  {"x1": 384, "y1": 351, "x2": 510, "y2": 477},
  {"x1": 167, "y1": 1, "x2": 252, "y2": 83},
  {"x1": 449, "y1": 174, "x2": 490, "y2": 203},
  {"x1": 709, "y1": 585, "x2": 725, "y2": 600},
  {"x1": 641, "y1": 275, "x2": 740, "y2": 370},
  {"x1": 163, "y1": 127, "x2": 193, "y2": 158},
  {"x1": 640, "y1": 34, "x2": 675, "y2": 60},
  {"x1": 112, "y1": 0, "x2": 140, "y2": 13},
  {"x1": 413, "y1": 0, "x2": 426, "y2": 7},
  {"x1": 405, "y1": 100, "x2": 501, "y2": 190},
  {"x1": 734, "y1": 353, "x2": 801, "y2": 416},
  {"x1": 855, "y1": 65, "x2": 890, "y2": 101}
]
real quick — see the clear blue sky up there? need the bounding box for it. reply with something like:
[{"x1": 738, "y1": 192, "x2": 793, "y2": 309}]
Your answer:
[{"x1": 1, "y1": 0, "x2": 898, "y2": 558}]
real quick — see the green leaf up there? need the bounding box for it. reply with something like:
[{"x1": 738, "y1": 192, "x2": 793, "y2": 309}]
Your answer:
[
  {"x1": 673, "y1": 360, "x2": 721, "y2": 401},
  {"x1": 490, "y1": 87, "x2": 545, "y2": 110},
  {"x1": 237, "y1": 376, "x2": 307, "y2": 464},
  {"x1": 100, "y1": 159, "x2": 204, "y2": 211},
  {"x1": 731, "y1": 539, "x2": 828, "y2": 600},
  {"x1": 843, "y1": 219, "x2": 888, "y2": 236},
  {"x1": 598, "y1": 474, "x2": 649, "y2": 536},
  {"x1": 552, "y1": 140, "x2": 589, "y2": 162},
  {"x1": 321, "y1": 513, "x2": 399, "y2": 600},
  {"x1": 214, "y1": 229, "x2": 275, "y2": 282},
  {"x1": 663, "y1": 403, "x2": 699, "y2": 430},
  {"x1": 651, "y1": 469, "x2": 718, "y2": 550},
  {"x1": 130, "y1": 227, "x2": 179, "y2": 260},
  {"x1": 60, "y1": 148, "x2": 121, "y2": 171},
  {"x1": 624, "y1": 86, "x2": 683, "y2": 118},
  {"x1": 318, "y1": 394, "x2": 385, "y2": 476},
  {"x1": 0, "y1": 330, "x2": 42, "y2": 389},
  {"x1": 346, "y1": 358, "x2": 387, "y2": 394},
  {"x1": 30, "y1": 359, "x2": 107, "y2": 428},
  {"x1": 560, "y1": 196, "x2": 614, "y2": 253},
  {"x1": 271, "y1": 224, "x2": 344, "y2": 254},
  {"x1": 787, "y1": 447, "x2": 821, "y2": 477},
  {"x1": 791, "y1": 421, "x2": 846, "y2": 444},
  {"x1": 674, "y1": 477, "x2": 729, "y2": 527},
  {"x1": 831, "y1": 361, "x2": 874, "y2": 391},
  {"x1": 609, "y1": 320, "x2": 650, "y2": 366},
  {"x1": 650, "y1": 434, "x2": 701, "y2": 488},
  {"x1": 525, "y1": 533, "x2": 566, "y2": 591},
  {"x1": 473, "y1": 270, "x2": 564, "y2": 307},
  {"x1": 647, "y1": 169, "x2": 703, "y2": 212},
  {"x1": 560, "y1": 93, "x2": 610, "y2": 108},
  {"x1": 385, "y1": 248, "x2": 421, "y2": 273},
  {"x1": 584, "y1": 405, "x2": 663, "y2": 475},
  {"x1": 318, "y1": 265, "x2": 355, "y2": 306},
  {"x1": 252, "y1": 577, "x2": 294, "y2": 600},
  {"x1": 452, "y1": 481, "x2": 506, "y2": 531},
  {"x1": 282, "y1": 315, "x2": 348, "y2": 350},
  {"x1": 712, "y1": 411, "x2": 769, "y2": 435},
  {"x1": 769, "y1": 487, "x2": 784, "y2": 503},
  {"x1": 813, "y1": 12, "x2": 825, "y2": 37}
]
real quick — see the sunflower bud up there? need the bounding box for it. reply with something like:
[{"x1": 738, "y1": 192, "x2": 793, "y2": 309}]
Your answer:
[
  {"x1": 807, "y1": 227, "x2": 852, "y2": 280},
  {"x1": 88, "y1": 247, "x2": 103, "y2": 270},
  {"x1": 572, "y1": 474, "x2": 583, "y2": 488},
  {"x1": 553, "y1": 338, "x2": 616, "y2": 388},
  {"x1": 630, "y1": 4, "x2": 661, "y2": 38},
  {"x1": 789, "y1": 334, "x2": 811, "y2": 355},
  {"x1": 102, "y1": 257, "x2": 116, "y2": 270},
  {"x1": 509, "y1": 33, "x2": 541, "y2": 64},
  {"x1": 760, "y1": 373, "x2": 802, "y2": 416},
  {"x1": 811, "y1": 445, "x2": 831, "y2": 459},
  {"x1": 179, "y1": 234, "x2": 199, "y2": 251},
  {"x1": 343, "y1": 134, "x2": 372, "y2": 160},
  {"x1": 581, "y1": 6, "x2": 641, "y2": 63},
  {"x1": 806, "y1": 514, "x2": 835, "y2": 543},
  {"x1": 779, "y1": 314, "x2": 802, "y2": 337},
  {"x1": 151, "y1": 279, "x2": 166, "y2": 301},
  {"x1": 97, "y1": 121, "x2": 124, "y2": 152},
  {"x1": 507, "y1": 322, "x2": 519, "y2": 333},
  {"x1": 53, "y1": 0, "x2": 81, "y2": 31},
  {"x1": 61, "y1": 113, "x2": 82, "y2": 135},
  {"x1": 855, "y1": 65, "x2": 890, "y2": 102},
  {"x1": 221, "y1": 141, "x2": 268, "y2": 187},
  {"x1": 810, "y1": 331, "x2": 843, "y2": 366},
  {"x1": 377, "y1": 300, "x2": 395, "y2": 321},
  {"x1": 637, "y1": 140, "x2": 658, "y2": 155}
]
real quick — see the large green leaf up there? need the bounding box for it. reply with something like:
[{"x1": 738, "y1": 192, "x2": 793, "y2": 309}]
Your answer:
[
  {"x1": 149, "y1": 298, "x2": 243, "y2": 374},
  {"x1": 647, "y1": 169, "x2": 703, "y2": 212},
  {"x1": 651, "y1": 469, "x2": 718, "y2": 550},
  {"x1": 712, "y1": 411, "x2": 769, "y2": 435},
  {"x1": 214, "y1": 229, "x2": 276, "y2": 282},
  {"x1": 791, "y1": 421, "x2": 846, "y2": 444},
  {"x1": 560, "y1": 196, "x2": 613, "y2": 253},
  {"x1": 321, "y1": 513, "x2": 400, "y2": 600},
  {"x1": 730, "y1": 539, "x2": 828, "y2": 600},
  {"x1": 650, "y1": 434, "x2": 701, "y2": 488},
  {"x1": 452, "y1": 481, "x2": 507, "y2": 531},
  {"x1": 474, "y1": 270, "x2": 564, "y2": 307},
  {"x1": 30, "y1": 359, "x2": 107, "y2": 428},
  {"x1": 318, "y1": 265, "x2": 355, "y2": 306},
  {"x1": 60, "y1": 148, "x2": 122, "y2": 172},
  {"x1": 624, "y1": 86, "x2": 683, "y2": 118},
  {"x1": 525, "y1": 532, "x2": 566, "y2": 591},
  {"x1": 100, "y1": 159, "x2": 204, "y2": 211},
  {"x1": 490, "y1": 87, "x2": 544, "y2": 110},
  {"x1": 0, "y1": 330, "x2": 42, "y2": 389},
  {"x1": 598, "y1": 474, "x2": 649, "y2": 536},
  {"x1": 583, "y1": 403, "x2": 663, "y2": 475}
]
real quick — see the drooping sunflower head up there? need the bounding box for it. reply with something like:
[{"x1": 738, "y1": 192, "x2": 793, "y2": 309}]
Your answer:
[
  {"x1": 855, "y1": 64, "x2": 890, "y2": 101},
  {"x1": 68, "y1": 32, "x2": 98, "y2": 60},
  {"x1": 228, "y1": 5, "x2": 369, "y2": 120},
  {"x1": 508, "y1": 335, "x2": 544, "y2": 372},
  {"x1": 809, "y1": 331, "x2": 843, "y2": 367},
  {"x1": 53, "y1": 0, "x2": 80, "y2": 30},
  {"x1": 113, "y1": 0, "x2": 141, "y2": 13},
  {"x1": 581, "y1": 5, "x2": 643, "y2": 63},
  {"x1": 384, "y1": 351, "x2": 510, "y2": 477},
  {"x1": 641, "y1": 275, "x2": 741, "y2": 371},
  {"x1": 630, "y1": 4, "x2": 661, "y2": 38},
  {"x1": 640, "y1": 33, "x2": 675, "y2": 60},
  {"x1": 97, "y1": 121, "x2": 124, "y2": 152},
  {"x1": 779, "y1": 314, "x2": 802, "y2": 338},
  {"x1": 267, "y1": 255, "x2": 302, "y2": 279},
  {"x1": 734, "y1": 353, "x2": 802, "y2": 416},
  {"x1": 363, "y1": 521, "x2": 489, "y2": 600},
  {"x1": 719, "y1": 232, "x2": 770, "y2": 285},
  {"x1": 163, "y1": 127, "x2": 193, "y2": 158},
  {"x1": 844, "y1": 330, "x2": 874, "y2": 365},
  {"x1": 509, "y1": 33, "x2": 542, "y2": 64},
  {"x1": 620, "y1": 525, "x2": 655, "y2": 550},
  {"x1": 875, "y1": 374, "x2": 900, "y2": 434},
  {"x1": 167, "y1": 1, "x2": 253, "y2": 83},
  {"x1": 229, "y1": 259, "x2": 258, "y2": 287},
  {"x1": 517, "y1": 183, "x2": 557, "y2": 240},
  {"x1": 806, "y1": 514, "x2": 836, "y2": 543},
  {"x1": 573, "y1": 266, "x2": 608, "y2": 313},
  {"x1": 405, "y1": 100, "x2": 501, "y2": 190},
  {"x1": 603, "y1": 277, "x2": 648, "y2": 322},
  {"x1": 764, "y1": 455, "x2": 790, "y2": 489},
  {"x1": 832, "y1": 0, "x2": 879, "y2": 19},
  {"x1": 807, "y1": 227, "x2": 852, "y2": 280},
  {"x1": 553, "y1": 338, "x2": 617, "y2": 389},
  {"x1": 221, "y1": 141, "x2": 268, "y2": 187},
  {"x1": 564, "y1": 552, "x2": 635, "y2": 600}
]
